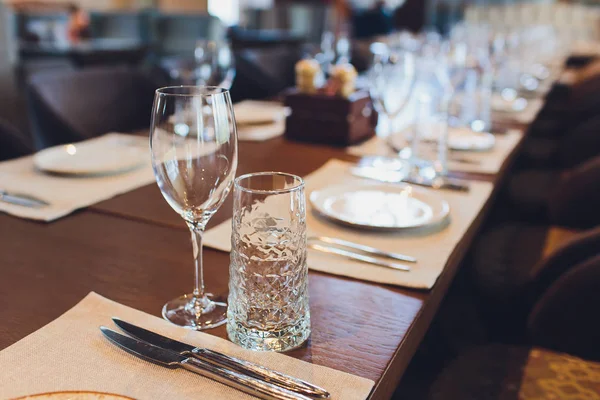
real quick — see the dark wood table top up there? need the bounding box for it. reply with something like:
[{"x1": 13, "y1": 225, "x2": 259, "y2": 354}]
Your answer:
[{"x1": 0, "y1": 130, "x2": 525, "y2": 399}]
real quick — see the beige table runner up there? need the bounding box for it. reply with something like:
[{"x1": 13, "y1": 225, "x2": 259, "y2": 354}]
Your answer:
[
  {"x1": 347, "y1": 129, "x2": 523, "y2": 175},
  {"x1": 0, "y1": 293, "x2": 374, "y2": 400},
  {"x1": 205, "y1": 160, "x2": 494, "y2": 289},
  {"x1": 0, "y1": 134, "x2": 155, "y2": 222}
]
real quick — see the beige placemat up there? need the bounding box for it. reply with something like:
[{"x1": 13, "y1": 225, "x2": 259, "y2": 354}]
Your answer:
[
  {"x1": 0, "y1": 134, "x2": 155, "y2": 222},
  {"x1": 205, "y1": 159, "x2": 494, "y2": 289},
  {"x1": 0, "y1": 292, "x2": 374, "y2": 400},
  {"x1": 347, "y1": 129, "x2": 523, "y2": 175}
]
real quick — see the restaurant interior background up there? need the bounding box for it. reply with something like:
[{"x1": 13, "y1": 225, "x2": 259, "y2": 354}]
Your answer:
[{"x1": 1, "y1": 0, "x2": 600, "y2": 398}]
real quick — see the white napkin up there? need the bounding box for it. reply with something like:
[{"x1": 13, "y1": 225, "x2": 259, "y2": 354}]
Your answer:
[
  {"x1": 0, "y1": 133, "x2": 155, "y2": 222},
  {"x1": 348, "y1": 129, "x2": 523, "y2": 174},
  {"x1": 234, "y1": 101, "x2": 288, "y2": 142},
  {"x1": 0, "y1": 293, "x2": 374, "y2": 400},
  {"x1": 205, "y1": 160, "x2": 493, "y2": 289}
]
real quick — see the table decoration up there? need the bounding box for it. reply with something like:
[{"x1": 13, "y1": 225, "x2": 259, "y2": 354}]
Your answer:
[{"x1": 0, "y1": 133, "x2": 154, "y2": 222}]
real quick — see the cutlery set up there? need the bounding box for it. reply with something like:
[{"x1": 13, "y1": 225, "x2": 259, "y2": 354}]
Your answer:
[
  {"x1": 308, "y1": 236, "x2": 415, "y2": 272},
  {"x1": 101, "y1": 318, "x2": 330, "y2": 400}
]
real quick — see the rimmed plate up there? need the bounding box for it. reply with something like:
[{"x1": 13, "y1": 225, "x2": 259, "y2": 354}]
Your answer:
[
  {"x1": 13, "y1": 391, "x2": 135, "y2": 400},
  {"x1": 310, "y1": 181, "x2": 450, "y2": 231},
  {"x1": 33, "y1": 138, "x2": 147, "y2": 176},
  {"x1": 233, "y1": 101, "x2": 289, "y2": 125},
  {"x1": 387, "y1": 127, "x2": 495, "y2": 152},
  {"x1": 447, "y1": 128, "x2": 495, "y2": 151},
  {"x1": 491, "y1": 93, "x2": 528, "y2": 113}
]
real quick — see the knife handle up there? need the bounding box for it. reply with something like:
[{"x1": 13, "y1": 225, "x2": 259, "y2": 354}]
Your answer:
[
  {"x1": 193, "y1": 348, "x2": 331, "y2": 399},
  {"x1": 181, "y1": 357, "x2": 312, "y2": 400}
]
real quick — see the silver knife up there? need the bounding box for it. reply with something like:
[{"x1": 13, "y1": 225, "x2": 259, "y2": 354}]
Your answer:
[
  {"x1": 308, "y1": 243, "x2": 411, "y2": 272},
  {"x1": 0, "y1": 190, "x2": 50, "y2": 208},
  {"x1": 100, "y1": 327, "x2": 312, "y2": 400},
  {"x1": 112, "y1": 318, "x2": 330, "y2": 399},
  {"x1": 351, "y1": 167, "x2": 470, "y2": 192}
]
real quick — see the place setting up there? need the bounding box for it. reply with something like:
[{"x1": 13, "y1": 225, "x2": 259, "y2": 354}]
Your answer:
[{"x1": 0, "y1": 133, "x2": 155, "y2": 221}]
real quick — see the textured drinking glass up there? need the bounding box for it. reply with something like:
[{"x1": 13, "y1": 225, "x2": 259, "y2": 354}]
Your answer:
[
  {"x1": 150, "y1": 86, "x2": 238, "y2": 330},
  {"x1": 227, "y1": 173, "x2": 310, "y2": 352}
]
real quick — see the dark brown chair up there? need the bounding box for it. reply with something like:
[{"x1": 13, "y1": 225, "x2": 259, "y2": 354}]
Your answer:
[
  {"x1": 229, "y1": 46, "x2": 304, "y2": 103},
  {"x1": 429, "y1": 254, "x2": 600, "y2": 399},
  {"x1": 26, "y1": 66, "x2": 161, "y2": 149},
  {"x1": 520, "y1": 114, "x2": 600, "y2": 169},
  {"x1": 0, "y1": 118, "x2": 32, "y2": 161},
  {"x1": 508, "y1": 154, "x2": 600, "y2": 226}
]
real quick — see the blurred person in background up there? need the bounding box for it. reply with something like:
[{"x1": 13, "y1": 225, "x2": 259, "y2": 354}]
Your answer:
[{"x1": 67, "y1": 3, "x2": 90, "y2": 42}]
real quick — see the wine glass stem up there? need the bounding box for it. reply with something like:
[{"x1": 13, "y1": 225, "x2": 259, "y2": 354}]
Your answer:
[{"x1": 188, "y1": 223, "x2": 206, "y2": 301}]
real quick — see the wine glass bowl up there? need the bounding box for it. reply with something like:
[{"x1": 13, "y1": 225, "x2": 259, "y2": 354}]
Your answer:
[
  {"x1": 368, "y1": 45, "x2": 416, "y2": 136},
  {"x1": 194, "y1": 40, "x2": 236, "y2": 89},
  {"x1": 150, "y1": 86, "x2": 238, "y2": 330}
]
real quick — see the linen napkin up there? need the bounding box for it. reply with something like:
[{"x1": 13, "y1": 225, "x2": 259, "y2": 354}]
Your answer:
[
  {"x1": 0, "y1": 292, "x2": 374, "y2": 400},
  {"x1": 234, "y1": 101, "x2": 288, "y2": 142},
  {"x1": 347, "y1": 129, "x2": 523, "y2": 174},
  {"x1": 0, "y1": 133, "x2": 155, "y2": 222},
  {"x1": 204, "y1": 160, "x2": 493, "y2": 289}
]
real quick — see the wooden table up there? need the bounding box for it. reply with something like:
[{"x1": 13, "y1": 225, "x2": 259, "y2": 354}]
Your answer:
[{"x1": 0, "y1": 132, "x2": 524, "y2": 399}]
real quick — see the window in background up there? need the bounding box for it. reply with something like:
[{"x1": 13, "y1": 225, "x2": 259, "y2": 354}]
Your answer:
[{"x1": 209, "y1": 0, "x2": 240, "y2": 26}]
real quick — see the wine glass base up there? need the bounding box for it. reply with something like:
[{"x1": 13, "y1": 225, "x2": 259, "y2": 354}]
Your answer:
[{"x1": 162, "y1": 293, "x2": 227, "y2": 330}]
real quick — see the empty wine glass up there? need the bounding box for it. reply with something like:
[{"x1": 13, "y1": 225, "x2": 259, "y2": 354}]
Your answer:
[
  {"x1": 368, "y1": 44, "x2": 415, "y2": 138},
  {"x1": 194, "y1": 40, "x2": 236, "y2": 89},
  {"x1": 150, "y1": 86, "x2": 238, "y2": 330}
]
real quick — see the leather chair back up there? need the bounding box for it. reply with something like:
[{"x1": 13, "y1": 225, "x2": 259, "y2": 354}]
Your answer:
[{"x1": 27, "y1": 66, "x2": 159, "y2": 149}]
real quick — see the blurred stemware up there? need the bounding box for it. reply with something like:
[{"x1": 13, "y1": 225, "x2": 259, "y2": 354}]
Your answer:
[
  {"x1": 150, "y1": 86, "x2": 238, "y2": 330},
  {"x1": 368, "y1": 44, "x2": 415, "y2": 138},
  {"x1": 194, "y1": 40, "x2": 236, "y2": 89}
]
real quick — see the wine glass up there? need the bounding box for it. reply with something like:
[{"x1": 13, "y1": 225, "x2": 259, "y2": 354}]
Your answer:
[
  {"x1": 150, "y1": 86, "x2": 238, "y2": 330},
  {"x1": 368, "y1": 44, "x2": 415, "y2": 138},
  {"x1": 194, "y1": 40, "x2": 236, "y2": 89}
]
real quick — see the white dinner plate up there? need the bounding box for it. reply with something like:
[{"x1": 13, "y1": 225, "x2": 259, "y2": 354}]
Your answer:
[
  {"x1": 33, "y1": 138, "x2": 148, "y2": 176},
  {"x1": 387, "y1": 127, "x2": 495, "y2": 152},
  {"x1": 14, "y1": 391, "x2": 134, "y2": 400},
  {"x1": 447, "y1": 127, "x2": 496, "y2": 151},
  {"x1": 491, "y1": 93, "x2": 528, "y2": 113},
  {"x1": 310, "y1": 181, "x2": 450, "y2": 231},
  {"x1": 233, "y1": 101, "x2": 289, "y2": 125}
]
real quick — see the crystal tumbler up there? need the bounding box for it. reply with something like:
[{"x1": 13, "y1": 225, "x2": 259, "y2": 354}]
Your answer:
[{"x1": 227, "y1": 172, "x2": 310, "y2": 352}]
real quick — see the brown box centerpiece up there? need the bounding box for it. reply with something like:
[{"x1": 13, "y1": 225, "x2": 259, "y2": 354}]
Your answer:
[{"x1": 284, "y1": 89, "x2": 378, "y2": 146}]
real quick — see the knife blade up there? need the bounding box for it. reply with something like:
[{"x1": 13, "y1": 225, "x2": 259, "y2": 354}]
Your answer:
[
  {"x1": 112, "y1": 318, "x2": 330, "y2": 399},
  {"x1": 351, "y1": 167, "x2": 470, "y2": 192},
  {"x1": 100, "y1": 327, "x2": 311, "y2": 400},
  {"x1": 0, "y1": 190, "x2": 50, "y2": 208}
]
